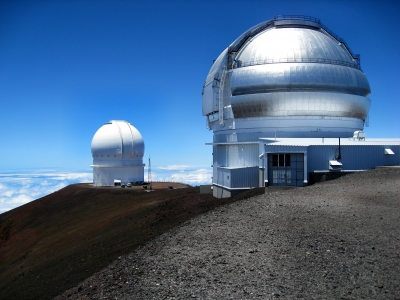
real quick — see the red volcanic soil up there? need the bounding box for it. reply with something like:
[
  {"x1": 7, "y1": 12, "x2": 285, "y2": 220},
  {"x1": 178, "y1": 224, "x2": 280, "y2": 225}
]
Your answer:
[{"x1": 0, "y1": 183, "x2": 263, "y2": 300}]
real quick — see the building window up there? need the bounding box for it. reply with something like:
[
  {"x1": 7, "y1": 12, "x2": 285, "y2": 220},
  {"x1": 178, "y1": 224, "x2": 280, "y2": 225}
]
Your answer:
[
  {"x1": 285, "y1": 154, "x2": 291, "y2": 167},
  {"x1": 272, "y1": 154, "x2": 278, "y2": 166},
  {"x1": 279, "y1": 154, "x2": 285, "y2": 167},
  {"x1": 272, "y1": 154, "x2": 291, "y2": 167}
]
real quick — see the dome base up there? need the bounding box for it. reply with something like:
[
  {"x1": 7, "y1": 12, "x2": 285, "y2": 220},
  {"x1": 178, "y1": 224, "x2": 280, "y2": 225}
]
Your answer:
[{"x1": 92, "y1": 166, "x2": 144, "y2": 186}]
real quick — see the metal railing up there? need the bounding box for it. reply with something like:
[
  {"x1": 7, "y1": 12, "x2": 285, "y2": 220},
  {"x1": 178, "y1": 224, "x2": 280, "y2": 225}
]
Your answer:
[
  {"x1": 234, "y1": 57, "x2": 361, "y2": 70},
  {"x1": 274, "y1": 15, "x2": 321, "y2": 23}
]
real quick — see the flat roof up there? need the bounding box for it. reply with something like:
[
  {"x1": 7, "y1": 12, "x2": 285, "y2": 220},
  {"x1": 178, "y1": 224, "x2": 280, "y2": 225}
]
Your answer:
[{"x1": 205, "y1": 142, "x2": 259, "y2": 146}]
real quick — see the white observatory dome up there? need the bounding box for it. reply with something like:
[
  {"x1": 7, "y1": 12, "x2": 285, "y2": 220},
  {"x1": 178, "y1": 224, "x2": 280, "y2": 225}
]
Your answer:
[
  {"x1": 91, "y1": 120, "x2": 145, "y2": 186},
  {"x1": 91, "y1": 120, "x2": 144, "y2": 165}
]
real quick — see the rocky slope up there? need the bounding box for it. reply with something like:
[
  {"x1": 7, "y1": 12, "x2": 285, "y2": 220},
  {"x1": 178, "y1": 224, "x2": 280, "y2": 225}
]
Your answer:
[
  {"x1": 0, "y1": 182, "x2": 262, "y2": 300},
  {"x1": 57, "y1": 168, "x2": 400, "y2": 299}
]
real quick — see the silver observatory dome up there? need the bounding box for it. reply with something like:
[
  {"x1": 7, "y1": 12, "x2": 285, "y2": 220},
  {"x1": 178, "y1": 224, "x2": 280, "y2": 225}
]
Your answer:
[{"x1": 202, "y1": 15, "x2": 371, "y2": 140}]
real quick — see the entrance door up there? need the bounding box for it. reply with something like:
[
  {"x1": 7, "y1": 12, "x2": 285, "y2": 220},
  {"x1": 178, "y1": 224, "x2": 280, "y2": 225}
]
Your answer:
[{"x1": 268, "y1": 153, "x2": 304, "y2": 186}]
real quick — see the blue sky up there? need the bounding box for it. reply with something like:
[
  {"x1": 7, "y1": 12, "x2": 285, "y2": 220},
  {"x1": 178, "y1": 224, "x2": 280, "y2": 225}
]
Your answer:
[{"x1": 1, "y1": 0, "x2": 400, "y2": 212}]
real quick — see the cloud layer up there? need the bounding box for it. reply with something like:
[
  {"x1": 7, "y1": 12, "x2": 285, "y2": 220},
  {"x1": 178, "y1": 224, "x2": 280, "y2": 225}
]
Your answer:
[
  {"x1": 0, "y1": 166, "x2": 212, "y2": 213},
  {"x1": 152, "y1": 165, "x2": 212, "y2": 185},
  {"x1": 0, "y1": 170, "x2": 93, "y2": 214}
]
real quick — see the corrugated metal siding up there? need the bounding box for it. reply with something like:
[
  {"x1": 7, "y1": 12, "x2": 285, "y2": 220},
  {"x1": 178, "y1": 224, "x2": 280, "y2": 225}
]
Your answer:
[
  {"x1": 308, "y1": 146, "x2": 337, "y2": 171},
  {"x1": 214, "y1": 166, "x2": 259, "y2": 189},
  {"x1": 214, "y1": 132, "x2": 270, "y2": 143},
  {"x1": 215, "y1": 167, "x2": 230, "y2": 187},
  {"x1": 215, "y1": 145, "x2": 226, "y2": 167},
  {"x1": 228, "y1": 144, "x2": 259, "y2": 166},
  {"x1": 308, "y1": 144, "x2": 400, "y2": 171},
  {"x1": 264, "y1": 144, "x2": 308, "y2": 154},
  {"x1": 215, "y1": 144, "x2": 258, "y2": 167},
  {"x1": 340, "y1": 145, "x2": 400, "y2": 169},
  {"x1": 231, "y1": 167, "x2": 259, "y2": 188}
]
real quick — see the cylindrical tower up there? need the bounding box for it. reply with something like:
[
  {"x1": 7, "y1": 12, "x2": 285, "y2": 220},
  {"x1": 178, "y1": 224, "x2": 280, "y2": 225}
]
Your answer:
[
  {"x1": 202, "y1": 15, "x2": 371, "y2": 197},
  {"x1": 91, "y1": 120, "x2": 145, "y2": 186}
]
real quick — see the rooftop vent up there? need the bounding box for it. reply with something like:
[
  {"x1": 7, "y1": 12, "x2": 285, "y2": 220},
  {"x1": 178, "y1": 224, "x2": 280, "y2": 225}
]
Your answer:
[
  {"x1": 353, "y1": 130, "x2": 366, "y2": 141},
  {"x1": 329, "y1": 160, "x2": 342, "y2": 171},
  {"x1": 384, "y1": 148, "x2": 395, "y2": 155}
]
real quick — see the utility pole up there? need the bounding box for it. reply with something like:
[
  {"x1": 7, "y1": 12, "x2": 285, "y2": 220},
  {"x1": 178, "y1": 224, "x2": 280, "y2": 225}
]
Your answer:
[{"x1": 148, "y1": 155, "x2": 152, "y2": 190}]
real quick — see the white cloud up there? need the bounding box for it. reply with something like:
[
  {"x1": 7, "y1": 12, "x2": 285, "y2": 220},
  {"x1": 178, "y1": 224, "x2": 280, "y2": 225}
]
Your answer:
[
  {"x1": 0, "y1": 169, "x2": 93, "y2": 214},
  {"x1": 152, "y1": 166, "x2": 212, "y2": 185},
  {"x1": 9, "y1": 194, "x2": 33, "y2": 204},
  {"x1": 49, "y1": 172, "x2": 93, "y2": 181},
  {"x1": 157, "y1": 165, "x2": 191, "y2": 171},
  {"x1": 0, "y1": 166, "x2": 212, "y2": 214},
  {"x1": 0, "y1": 183, "x2": 15, "y2": 197}
]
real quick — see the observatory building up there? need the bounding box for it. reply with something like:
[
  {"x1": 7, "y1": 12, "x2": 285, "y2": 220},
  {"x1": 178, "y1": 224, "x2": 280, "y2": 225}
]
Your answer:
[
  {"x1": 91, "y1": 120, "x2": 145, "y2": 186},
  {"x1": 202, "y1": 15, "x2": 400, "y2": 198}
]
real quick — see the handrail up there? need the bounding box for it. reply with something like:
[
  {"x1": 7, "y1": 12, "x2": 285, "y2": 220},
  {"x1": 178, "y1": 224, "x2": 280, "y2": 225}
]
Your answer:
[
  {"x1": 274, "y1": 15, "x2": 321, "y2": 23},
  {"x1": 234, "y1": 57, "x2": 361, "y2": 70}
]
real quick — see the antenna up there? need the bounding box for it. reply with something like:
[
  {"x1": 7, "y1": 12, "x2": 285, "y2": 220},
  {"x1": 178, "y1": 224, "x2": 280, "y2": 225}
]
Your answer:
[
  {"x1": 147, "y1": 155, "x2": 152, "y2": 190},
  {"x1": 148, "y1": 155, "x2": 152, "y2": 184},
  {"x1": 336, "y1": 138, "x2": 341, "y2": 161}
]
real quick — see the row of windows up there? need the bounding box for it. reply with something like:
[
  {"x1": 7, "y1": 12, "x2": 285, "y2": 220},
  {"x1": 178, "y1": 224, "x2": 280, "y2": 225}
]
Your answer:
[{"x1": 272, "y1": 154, "x2": 291, "y2": 167}]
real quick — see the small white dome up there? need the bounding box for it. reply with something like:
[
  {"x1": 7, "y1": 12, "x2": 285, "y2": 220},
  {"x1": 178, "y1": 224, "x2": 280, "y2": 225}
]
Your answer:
[{"x1": 91, "y1": 120, "x2": 144, "y2": 162}]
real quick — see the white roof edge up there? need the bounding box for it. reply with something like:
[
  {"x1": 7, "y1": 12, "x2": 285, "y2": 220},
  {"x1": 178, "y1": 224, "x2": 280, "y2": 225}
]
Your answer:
[
  {"x1": 217, "y1": 166, "x2": 258, "y2": 170},
  {"x1": 261, "y1": 137, "x2": 400, "y2": 146},
  {"x1": 206, "y1": 142, "x2": 259, "y2": 145},
  {"x1": 91, "y1": 164, "x2": 145, "y2": 168}
]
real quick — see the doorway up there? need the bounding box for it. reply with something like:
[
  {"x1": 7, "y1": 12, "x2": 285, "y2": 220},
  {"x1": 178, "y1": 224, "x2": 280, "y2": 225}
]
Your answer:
[{"x1": 268, "y1": 153, "x2": 304, "y2": 186}]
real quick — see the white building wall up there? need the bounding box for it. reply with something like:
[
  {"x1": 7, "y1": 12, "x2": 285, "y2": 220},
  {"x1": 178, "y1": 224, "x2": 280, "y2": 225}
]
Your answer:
[
  {"x1": 213, "y1": 142, "x2": 260, "y2": 190},
  {"x1": 93, "y1": 166, "x2": 144, "y2": 186}
]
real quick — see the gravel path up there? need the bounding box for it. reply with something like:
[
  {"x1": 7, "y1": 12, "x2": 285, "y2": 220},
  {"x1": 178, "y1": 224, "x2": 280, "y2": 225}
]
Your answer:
[{"x1": 57, "y1": 167, "x2": 400, "y2": 299}]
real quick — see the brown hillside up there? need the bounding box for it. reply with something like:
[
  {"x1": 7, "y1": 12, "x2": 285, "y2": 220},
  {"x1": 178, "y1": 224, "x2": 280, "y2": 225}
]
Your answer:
[{"x1": 0, "y1": 182, "x2": 264, "y2": 300}]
